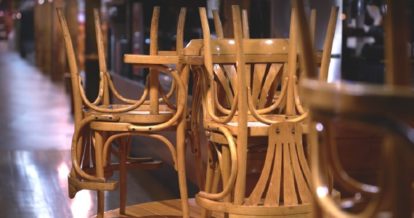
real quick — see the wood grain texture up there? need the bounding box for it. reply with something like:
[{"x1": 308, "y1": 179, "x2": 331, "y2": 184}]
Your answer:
[{"x1": 101, "y1": 199, "x2": 224, "y2": 218}]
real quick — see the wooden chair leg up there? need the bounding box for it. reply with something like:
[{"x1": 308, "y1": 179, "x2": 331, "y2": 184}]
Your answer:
[
  {"x1": 221, "y1": 144, "x2": 232, "y2": 202},
  {"x1": 177, "y1": 156, "x2": 189, "y2": 218},
  {"x1": 119, "y1": 141, "x2": 127, "y2": 214},
  {"x1": 177, "y1": 124, "x2": 189, "y2": 218},
  {"x1": 201, "y1": 162, "x2": 222, "y2": 218},
  {"x1": 97, "y1": 191, "x2": 105, "y2": 218},
  {"x1": 200, "y1": 141, "x2": 223, "y2": 218},
  {"x1": 95, "y1": 131, "x2": 105, "y2": 217},
  {"x1": 189, "y1": 128, "x2": 204, "y2": 190}
]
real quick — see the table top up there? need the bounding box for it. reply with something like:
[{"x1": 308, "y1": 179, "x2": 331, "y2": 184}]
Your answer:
[{"x1": 124, "y1": 38, "x2": 323, "y2": 66}]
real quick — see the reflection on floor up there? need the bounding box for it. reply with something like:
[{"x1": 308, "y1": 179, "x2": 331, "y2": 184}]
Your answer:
[{"x1": 0, "y1": 42, "x2": 176, "y2": 218}]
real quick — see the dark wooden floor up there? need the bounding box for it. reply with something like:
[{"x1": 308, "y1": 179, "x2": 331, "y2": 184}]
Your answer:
[{"x1": 0, "y1": 42, "x2": 178, "y2": 218}]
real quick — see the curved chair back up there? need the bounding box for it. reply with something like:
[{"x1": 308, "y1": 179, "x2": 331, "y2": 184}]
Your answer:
[
  {"x1": 199, "y1": 7, "x2": 303, "y2": 126},
  {"x1": 57, "y1": 9, "x2": 83, "y2": 127}
]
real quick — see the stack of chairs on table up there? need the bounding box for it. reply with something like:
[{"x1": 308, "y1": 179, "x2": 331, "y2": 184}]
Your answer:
[{"x1": 58, "y1": 2, "x2": 341, "y2": 217}]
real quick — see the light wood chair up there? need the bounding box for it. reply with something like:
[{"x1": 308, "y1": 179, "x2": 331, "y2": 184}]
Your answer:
[
  {"x1": 96, "y1": 7, "x2": 189, "y2": 215},
  {"x1": 295, "y1": 0, "x2": 414, "y2": 217},
  {"x1": 194, "y1": 5, "x2": 312, "y2": 217},
  {"x1": 57, "y1": 7, "x2": 191, "y2": 218},
  {"x1": 193, "y1": 4, "x2": 338, "y2": 217}
]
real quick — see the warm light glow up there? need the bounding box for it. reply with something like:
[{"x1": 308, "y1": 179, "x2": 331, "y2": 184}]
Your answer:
[
  {"x1": 341, "y1": 199, "x2": 354, "y2": 208},
  {"x1": 228, "y1": 40, "x2": 235, "y2": 45},
  {"x1": 57, "y1": 162, "x2": 70, "y2": 183},
  {"x1": 316, "y1": 122, "x2": 324, "y2": 132},
  {"x1": 213, "y1": 64, "x2": 220, "y2": 71},
  {"x1": 316, "y1": 186, "x2": 329, "y2": 198},
  {"x1": 265, "y1": 39, "x2": 273, "y2": 45},
  {"x1": 362, "y1": 184, "x2": 379, "y2": 193},
  {"x1": 38, "y1": 0, "x2": 45, "y2": 5},
  {"x1": 71, "y1": 191, "x2": 93, "y2": 218},
  {"x1": 77, "y1": 13, "x2": 85, "y2": 23}
]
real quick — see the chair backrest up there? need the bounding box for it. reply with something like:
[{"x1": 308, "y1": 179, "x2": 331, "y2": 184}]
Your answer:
[
  {"x1": 93, "y1": 7, "x2": 187, "y2": 113},
  {"x1": 59, "y1": 8, "x2": 148, "y2": 121},
  {"x1": 147, "y1": 7, "x2": 187, "y2": 115},
  {"x1": 242, "y1": 9, "x2": 250, "y2": 39},
  {"x1": 57, "y1": 9, "x2": 83, "y2": 127},
  {"x1": 318, "y1": 7, "x2": 338, "y2": 81},
  {"x1": 200, "y1": 7, "x2": 304, "y2": 127},
  {"x1": 212, "y1": 10, "x2": 224, "y2": 39},
  {"x1": 59, "y1": 7, "x2": 188, "y2": 123},
  {"x1": 200, "y1": 6, "x2": 338, "y2": 124},
  {"x1": 93, "y1": 9, "x2": 110, "y2": 105}
]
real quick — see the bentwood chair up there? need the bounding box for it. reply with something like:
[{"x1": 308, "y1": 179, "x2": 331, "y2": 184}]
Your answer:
[
  {"x1": 295, "y1": 0, "x2": 414, "y2": 217},
  {"x1": 195, "y1": 6, "x2": 309, "y2": 217},
  {"x1": 57, "y1": 7, "x2": 190, "y2": 217},
  {"x1": 96, "y1": 7, "x2": 189, "y2": 215},
  {"x1": 194, "y1": 5, "x2": 338, "y2": 217}
]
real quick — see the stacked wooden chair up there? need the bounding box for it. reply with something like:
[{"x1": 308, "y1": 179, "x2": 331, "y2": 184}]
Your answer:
[
  {"x1": 194, "y1": 4, "x2": 337, "y2": 217},
  {"x1": 295, "y1": 0, "x2": 414, "y2": 217},
  {"x1": 57, "y1": 7, "x2": 191, "y2": 217}
]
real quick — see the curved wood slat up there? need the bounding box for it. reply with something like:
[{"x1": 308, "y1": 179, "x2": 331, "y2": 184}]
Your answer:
[
  {"x1": 252, "y1": 64, "x2": 268, "y2": 104},
  {"x1": 264, "y1": 135, "x2": 283, "y2": 206},
  {"x1": 245, "y1": 136, "x2": 277, "y2": 205},
  {"x1": 259, "y1": 64, "x2": 283, "y2": 108}
]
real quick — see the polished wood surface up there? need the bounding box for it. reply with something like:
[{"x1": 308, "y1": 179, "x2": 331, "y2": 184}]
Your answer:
[
  {"x1": 101, "y1": 199, "x2": 223, "y2": 218},
  {"x1": 0, "y1": 42, "x2": 179, "y2": 217}
]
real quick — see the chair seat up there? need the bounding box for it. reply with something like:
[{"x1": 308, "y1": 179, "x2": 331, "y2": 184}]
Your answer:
[
  {"x1": 84, "y1": 104, "x2": 175, "y2": 126},
  {"x1": 205, "y1": 114, "x2": 309, "y2": 144},
  {"x1": 206, "y1": 114, "x2": 297, "y2": 136}
]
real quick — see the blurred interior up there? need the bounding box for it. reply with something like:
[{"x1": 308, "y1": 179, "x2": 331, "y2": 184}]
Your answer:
[{"x1": 0, "y1": 0, "x2": 413, "y2": 217}]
